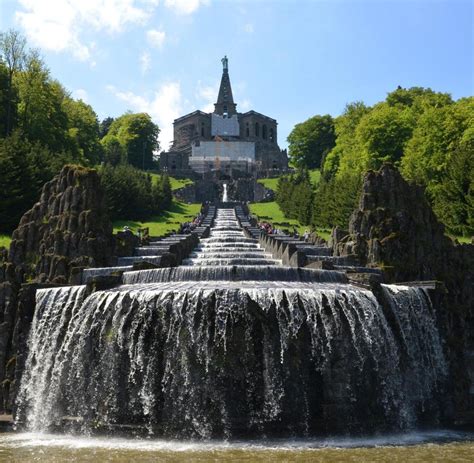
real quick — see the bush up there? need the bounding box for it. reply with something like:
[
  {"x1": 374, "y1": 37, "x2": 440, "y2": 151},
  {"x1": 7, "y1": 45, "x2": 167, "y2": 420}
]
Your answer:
[
  {"x1": 100, "y1": 164, "x2": 171, "y2": 221},
  {"x1": 0, "y1": 131, "x2": 72, "y2": 232},
  {"x1": 276, "y1": 169, "x2": 314, "y2": 225}
]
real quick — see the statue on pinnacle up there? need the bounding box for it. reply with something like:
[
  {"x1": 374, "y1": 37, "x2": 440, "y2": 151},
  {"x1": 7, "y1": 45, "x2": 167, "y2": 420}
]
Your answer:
[{"x1": 221, "y1": 55, "x2": 228, "y2": 71}]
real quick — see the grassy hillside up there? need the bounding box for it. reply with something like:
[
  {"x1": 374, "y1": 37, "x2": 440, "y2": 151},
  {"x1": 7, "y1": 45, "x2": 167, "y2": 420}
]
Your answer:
[
  {"x1": 253, "y1": 169, "x2": 328, "y2": 239},
  {"x1": 258, "y1": 169, "x2": 320, "y2": 191},
  {"x1": 249, "y1": 201, "x2": 331, "y2": 241},
  {"x1": 149, "y1": 173, "x2": 194, "y2": 191},
  {"x1": 113, "y1": 201, "x2": 201, "y2": 237}
]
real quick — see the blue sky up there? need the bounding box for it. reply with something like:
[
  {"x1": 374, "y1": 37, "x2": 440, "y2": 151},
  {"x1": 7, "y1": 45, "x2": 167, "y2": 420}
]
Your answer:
[{"x1": 0, "y1": 0, "x2": 472, "y2": 150}]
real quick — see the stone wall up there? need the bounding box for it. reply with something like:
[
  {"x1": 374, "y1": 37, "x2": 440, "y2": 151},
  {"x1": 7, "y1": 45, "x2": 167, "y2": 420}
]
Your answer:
[{"x1": 173, "y1": 111, "x2": 211, "y2": 149}]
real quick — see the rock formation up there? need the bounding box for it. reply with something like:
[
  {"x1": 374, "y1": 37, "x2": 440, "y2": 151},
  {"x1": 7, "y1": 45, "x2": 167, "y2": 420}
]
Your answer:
[
  {"x1": 9, "y1": 164, "x2": 114, "y2": 284},
  {"x1": 0, "y1": 164, "x2": 114, "y2": 412},
  {"x1": 334, "y1": 163, "x2": 474, "y2": 426}
]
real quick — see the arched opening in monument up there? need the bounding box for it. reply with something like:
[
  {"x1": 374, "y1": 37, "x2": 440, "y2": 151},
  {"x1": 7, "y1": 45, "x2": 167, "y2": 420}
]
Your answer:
[
  {"x1": 255, "y1": 122, "x2": 260, "y2": 137},
  {"x1": 270, "y1": 127, "x2": 274, "y2": 142},
  {"x1": 262, "y1": 125, "x2": 267, "y2": 140}
]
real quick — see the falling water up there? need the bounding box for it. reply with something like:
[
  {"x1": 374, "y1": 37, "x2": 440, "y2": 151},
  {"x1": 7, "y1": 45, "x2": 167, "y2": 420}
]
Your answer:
[
  {"x1": 16, "y1": 208, "x2": 448, "y2": 438},
  {"x1": 222, "y1": 183, "x2": 229, "y2": 202}
]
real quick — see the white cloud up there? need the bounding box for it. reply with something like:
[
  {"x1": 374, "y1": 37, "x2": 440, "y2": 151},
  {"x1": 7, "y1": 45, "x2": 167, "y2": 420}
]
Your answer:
[
  {"x1": 147, "y1": 29, "x2": 166, "y2": 48},
  {"x1": 240, "y1": 98, "x2": 251, "y2": 112},
  {"x1": 109, "y1": 82, "x2": 184, "y2": 151},
  {"x1": 196, "y1": 81, "x2": 218, "y2": 113},
  {"x1": 15, "y1": 0, "x2": 155, "y2": 62},
  {"x1": 140, "y1": 51, "x2": 151, "y2": 73},
  {"x1": 72, "y1": 88, "x2": 89, "y2": 102},
  {"x1": 164, "y1": 0, "x2": 209, "y2": 15}
]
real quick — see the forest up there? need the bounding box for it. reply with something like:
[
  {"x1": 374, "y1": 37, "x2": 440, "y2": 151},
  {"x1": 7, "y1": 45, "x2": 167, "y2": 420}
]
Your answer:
[
  {"x1": 1, "y1": 28, "x2": 472, "y2": 240},
  {"x1": 279, "y1": 87, "x2": 474, "y2": 238},
  {"x1": 0, "y1": 30, "x2": 171, "y2": 234}
]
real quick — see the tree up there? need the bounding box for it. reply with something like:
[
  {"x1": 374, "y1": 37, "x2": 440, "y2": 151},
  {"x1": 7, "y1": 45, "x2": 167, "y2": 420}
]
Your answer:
[
  {"x1": 322, "y1": 102, "x2": 369, "y2": 180},
  {"x1": 62, "y1": 96, "x2": 103, "y2": 165},
  {"x1": 0, "y1": 29, "x2": 26, "y2": 135},
  {"x1": 15, "y1": 53, "x2": 70, "y2": 153},
  {"x1": 0, "y1": 61, "x2": 10, "y2": 136},
  {"x1": 401, "y1": 97, "x2": 473, "y2": 189},
  {"x1": 287, "y1": 114, "x2": 336, "y2": 169},
  {"x1": 99, "y1": 116, "x2": 114, "y2": 138},
  {"x1": 101, "y1": 134, "x2": 125, "y2": 166},
  {"x1": 312, "y1": 173, "x2": 362, "y2": 229},
  {"x1": 107, "y1": 112, "x2": 159, "y2": 169},
  {"x1": 355, "y1": 102, "x2": 413, "y2": 170},
  {"x1": 100, "y1": 164, "x2": 171, "y2": 221},
  {"x1": 386, "y1": 86, "x2": 452, "y2": 112},
  {"x1": 431, "y1": 144, "x2": 474, "y2": 237},
  {"x1": 0, "y1": 131, "x2": 70, "y2": 232},
  {"x1": 276, "y1": 169, "x2": 314, "y2": 225}
]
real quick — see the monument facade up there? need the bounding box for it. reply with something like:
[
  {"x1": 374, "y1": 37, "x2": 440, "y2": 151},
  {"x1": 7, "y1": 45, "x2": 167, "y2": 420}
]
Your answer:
[{"x1": 160, "y1": 57, "x2": 288, "y2": 177}]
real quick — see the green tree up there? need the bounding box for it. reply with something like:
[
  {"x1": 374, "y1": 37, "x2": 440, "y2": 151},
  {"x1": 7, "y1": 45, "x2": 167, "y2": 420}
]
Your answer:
[
  {"x1": 100, "y1": 164, "x2": 171, "y2": 221},
  {"x1": 312, "y1": 172, "x2": 362, "y2": 229},
  {"x1": 101, "y1": 134, "x2": 125, "y2": 166},
  {"x1": 0, "y1": 29, "x2": 26, "y2": 136},
  {"x1": 15, "y1": 53, "x2": 69, "y2": 152},
  {"x1": 0, "y1": 61, "x2": 11, "y2": 136},
  {"x1": 322, "y1": 102, "x2": 369, "y2": 180},
  {"x1": 401, "y1": 97, "x2": 473, "y2": 189},
  {"x1": 99, "y1": 116, "x2": 114, "y2": 138},
  {"x1": 386, "y1": 86, "x2": 452, "y2": 113},
  {"x1": 431, "y1": 144, "x2": 474, "y2": 237},
  {"x1": 276, "y1": 169, "x2": 314, "y2": 225},
  {"x1": 107, "y1": 112, "x2": 159, "y2": 169},
  {"x1": 62, "y1": 96, "x2": 103, "y2": 165},
  {"x1": 355, "y1": 102, "x2": 413, "y2": 170},
  {"x1": 0, "y1": 131, "x2": 70, "y2": 232},
  {"x1": 287, "y1": 114, "x2": 336, "y2": 169}
]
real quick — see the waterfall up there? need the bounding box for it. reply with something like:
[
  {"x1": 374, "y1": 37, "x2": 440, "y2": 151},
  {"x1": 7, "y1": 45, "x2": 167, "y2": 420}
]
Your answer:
[
  {"x1": 222, "y1": 183, "x2": 228, "y2": 202},
  {"x1": 16, "y1": 208, "x2": 448, "y2": 437}
]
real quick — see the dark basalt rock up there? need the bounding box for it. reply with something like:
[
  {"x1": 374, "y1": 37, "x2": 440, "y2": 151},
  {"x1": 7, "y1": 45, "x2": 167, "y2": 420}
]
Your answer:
[
  {"x1": 0, "y1": 165, "x2": 115, "y2": 413},
  {"x1": 333, "y1": 163, "x2": 474, "y2": 426},
  {"x1": 9, "y1": 165, "x2": 114, "y2": 283},
  {"x1": 115, "y1": 231, "x2": 140, "y2": 258}
]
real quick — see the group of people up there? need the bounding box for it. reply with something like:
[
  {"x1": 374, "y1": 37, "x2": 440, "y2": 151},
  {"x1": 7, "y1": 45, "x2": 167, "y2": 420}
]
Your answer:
[
  {"x1": 178, "y1": 212, "x2": 204, "y2": 234},
  {"x1": 257, "y1": 222, "x2": 311, "y2": 241}
]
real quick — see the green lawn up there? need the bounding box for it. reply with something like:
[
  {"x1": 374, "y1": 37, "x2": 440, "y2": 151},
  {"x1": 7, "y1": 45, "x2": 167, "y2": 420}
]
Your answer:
[
  {"x1": 249, "y1": 201, "x2": 331, "y2": 241},
  {"x1": 149, "y1": 172, "x2": 194, "y2": 191},
  {"x1": 257, "y1": 177, "x2": 280, "y2": 191},
  {"x1": 169, "y1": 176, "x2": 194, "y2": 191},
  {"x1": 113, "y1": 201, "x2": 201, "y2": 237},
  {"x1": 0, "y1": 234, "x2": 12, "y2": 249},
  {"x1": 258, "y1": 169, "x2": 320, "y2": 192}
]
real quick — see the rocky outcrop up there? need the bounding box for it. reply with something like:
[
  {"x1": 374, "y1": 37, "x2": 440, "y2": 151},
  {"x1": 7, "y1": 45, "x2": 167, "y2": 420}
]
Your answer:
[
  {"x1": 9, "y1": 165, "x2": 114, "y2": 284},
  {"x1": 0, "y1": 249, "x2": 20, "y2": 412},
  {"x1": 337, "y1": 164, "x2": 453, "y2": 281},
  {"x1": 0, "y1": 164, "x2": 114, "y2": 413},
  {"x1": 334, "y1": 163, "x2": 474, "y2": 426}
]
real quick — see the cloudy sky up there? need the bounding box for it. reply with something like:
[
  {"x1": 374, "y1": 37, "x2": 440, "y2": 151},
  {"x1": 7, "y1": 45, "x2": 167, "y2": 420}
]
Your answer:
[{"x1": 0, "y1": 0, "x2": 472, "y2": 150}]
